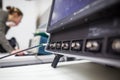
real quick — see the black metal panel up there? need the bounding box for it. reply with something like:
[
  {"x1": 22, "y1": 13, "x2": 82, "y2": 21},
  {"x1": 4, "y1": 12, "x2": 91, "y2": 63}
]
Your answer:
[
  {"x1": 47, "y1": 0, "x2": 120, "y2": 67},
  {"x1": 0, "y1": 0, "x2": 2, "y2": 8}
]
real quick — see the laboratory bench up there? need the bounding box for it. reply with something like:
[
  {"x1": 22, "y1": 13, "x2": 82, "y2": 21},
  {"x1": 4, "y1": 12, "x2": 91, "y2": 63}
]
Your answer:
[{"x1": 0, "y1": 60, "x2": 120, "y2": 80}]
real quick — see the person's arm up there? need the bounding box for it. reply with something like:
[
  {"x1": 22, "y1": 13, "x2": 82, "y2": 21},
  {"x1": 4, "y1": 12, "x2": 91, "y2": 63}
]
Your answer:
[
  {"x1": 0, "y1": 31, "x2": 14, "y2": 53},
  {"x1": 0, "y1": 10, "x2": 14, "y2": 53},
  {"x1": 0, "y1": 32, "x2": 25, "y2": 55}
]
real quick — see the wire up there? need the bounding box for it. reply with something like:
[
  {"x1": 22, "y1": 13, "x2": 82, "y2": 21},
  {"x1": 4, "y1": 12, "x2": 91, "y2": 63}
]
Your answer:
[{"x1": 0, "y1": 43, "x2": 47, "y2": 59}]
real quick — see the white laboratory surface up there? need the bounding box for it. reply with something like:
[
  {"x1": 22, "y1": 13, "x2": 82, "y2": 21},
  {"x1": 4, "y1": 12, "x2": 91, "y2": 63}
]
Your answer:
[
  {"x1": 0, "y1": 60, "x2": 120, "y2": 80},
  {"x1": 0, "y1": 54, "x2": 55, "y2": 67}
]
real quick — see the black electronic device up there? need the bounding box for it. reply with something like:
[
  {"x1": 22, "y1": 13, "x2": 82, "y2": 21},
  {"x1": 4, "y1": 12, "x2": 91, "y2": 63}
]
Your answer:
[
  {"x1": 46, "y1": 0, "x2": 120, "y2": 68},
  {"x1": 0, "y1": 0, "x2": 2, "y2": 8}
]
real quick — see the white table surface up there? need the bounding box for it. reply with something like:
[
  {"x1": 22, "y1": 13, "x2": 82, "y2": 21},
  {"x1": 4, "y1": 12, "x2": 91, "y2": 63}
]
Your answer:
[
  {"x1": 0, "y1": 60, "x2": 120, "y2": 80},
  {"x1": 0, "y1": 54, "x2": 56, "y2": 67}
]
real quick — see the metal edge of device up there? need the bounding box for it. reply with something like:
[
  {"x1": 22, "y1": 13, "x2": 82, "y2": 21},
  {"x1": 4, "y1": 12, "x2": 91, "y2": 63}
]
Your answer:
[{"x1": 45, "y1": 49, "x2": 120, "y2": 68}]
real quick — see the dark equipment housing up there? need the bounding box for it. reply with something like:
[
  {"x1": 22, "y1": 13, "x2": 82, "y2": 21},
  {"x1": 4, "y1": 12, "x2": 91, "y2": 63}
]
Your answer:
[{"x1": 47, "y1": 0, "x2": 120, "y2": 68}]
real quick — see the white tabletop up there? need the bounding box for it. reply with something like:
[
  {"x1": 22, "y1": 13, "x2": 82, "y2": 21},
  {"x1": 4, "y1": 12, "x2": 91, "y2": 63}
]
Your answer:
[
  {"x1": 0, "y1": 54, "x2": 55, "y2": 67},
  {"x1": 0, "y1": 60, "x2": 120, "y2": 80}
]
